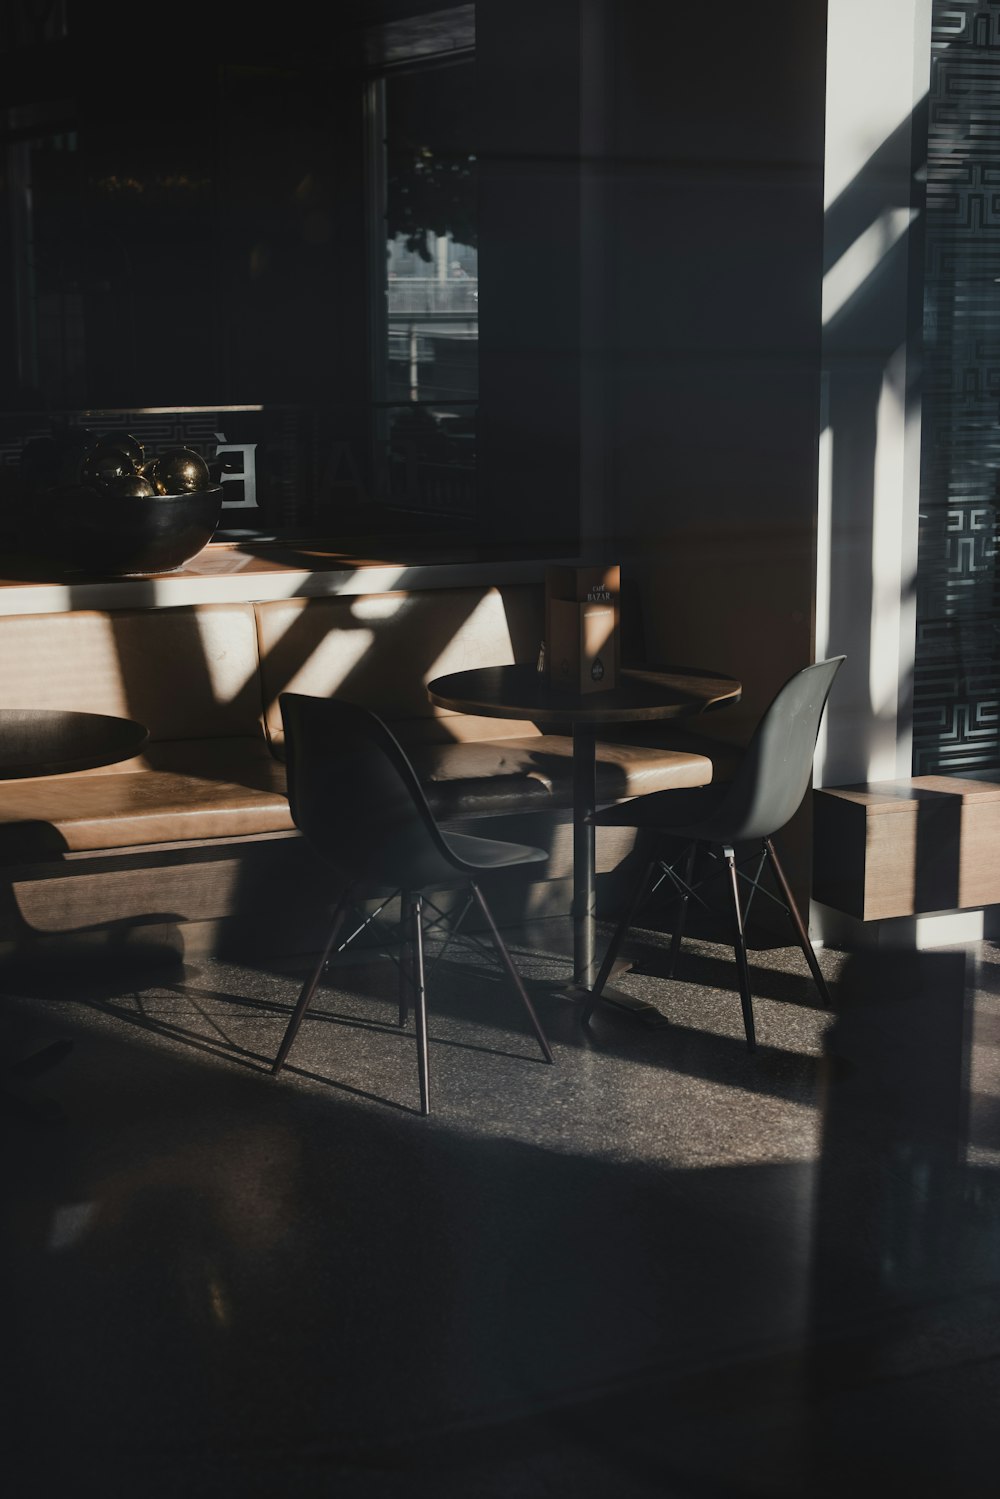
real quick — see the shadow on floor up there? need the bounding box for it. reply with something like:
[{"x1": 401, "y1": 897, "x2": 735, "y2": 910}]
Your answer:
[{"x1": 2, "y1": 931, "x2": 999, "y2": 1497}]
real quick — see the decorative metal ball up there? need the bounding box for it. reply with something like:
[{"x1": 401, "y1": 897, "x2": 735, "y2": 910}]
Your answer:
[
  {"x1": 100, "y1": 474, "x2": 155, "y2": 498},
  {"x1": 141, "y1": 446, "x2": 211, "y2": 495},
  {"x1": 81, "y1": 444, "x2": 137, "y2": 488},
  {"x1": 99, "y1": 431, "x2": 145, "y2": 470}
]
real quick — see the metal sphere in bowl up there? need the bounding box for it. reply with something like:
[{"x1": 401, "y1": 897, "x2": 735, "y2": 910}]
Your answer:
[
  {"x1": 81, "y1": 443, "x2": 138, "y2": 488},
  {"x1": 101, "y1": 474, "x2": 155, "y2": 498},
  {"x1": 99, "y1": 431, "x2": 144, "y2": 470},
  {"x1": 141, "y1": 446, "x2": 211, "y2": 495}
]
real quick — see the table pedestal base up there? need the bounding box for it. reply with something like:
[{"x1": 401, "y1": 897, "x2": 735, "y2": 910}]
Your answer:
[
  {"x1": 538, "y1": 960, "x2": 672, "y2": 1026},
  {"x1": 591, "y1": 983, "x2": 672, "y2": 1026}
]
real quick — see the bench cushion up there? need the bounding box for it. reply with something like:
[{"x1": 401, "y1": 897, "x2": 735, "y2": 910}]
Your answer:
[
  {"x1": 0, "y1": 739, "x2": 291, "y2": 857},
  {"x1": 0, "y1": 723, "x2": 713, "y2": 857},
  {"x1": 410, "y1": 735, "x2": 714, "y2": 818}
]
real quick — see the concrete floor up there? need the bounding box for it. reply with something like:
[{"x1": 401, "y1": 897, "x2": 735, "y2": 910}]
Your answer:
[{"x1": 3, "y1": 909, "x2": 1000, "y2": 1497}]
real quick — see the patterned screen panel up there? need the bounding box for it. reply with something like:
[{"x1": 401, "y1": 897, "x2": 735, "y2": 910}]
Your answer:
[{"x1": 914, "y1": 1, "x2": 1000, "y2": 777}]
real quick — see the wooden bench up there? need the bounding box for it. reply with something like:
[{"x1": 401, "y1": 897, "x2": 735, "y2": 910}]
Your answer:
[{"x1": 0, "y1": 583, "x2": 716, "y2": 969}]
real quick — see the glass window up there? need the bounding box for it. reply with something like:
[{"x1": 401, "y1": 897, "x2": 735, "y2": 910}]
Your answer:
[
  {"x1": 366, "y1": 6, "x2": 478, "y2": 531},
  {"x1": 0, "y1": 6, "x2": 481, "y2": 562}
]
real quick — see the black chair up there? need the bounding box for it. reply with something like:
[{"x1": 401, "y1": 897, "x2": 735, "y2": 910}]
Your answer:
[
  {"x1": 271, "y1": 693, "x2": 554, "y2": 1114},
  {"x1": 582, "y1": 656, "x2": 846, "y2": 1049}
]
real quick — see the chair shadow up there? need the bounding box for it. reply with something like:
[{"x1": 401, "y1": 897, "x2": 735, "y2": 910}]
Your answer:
[
  {"x1": 579, "y1": 1002, "x2": 829, "y2": 1105},
  {"x1": 64, "y1": 951, "x2": 555, "y2": 1116},
  {"x1": 7, "y1": 904, "x2": 834, "y2": 1112},
  {"x1": 617, "y1": 936, "x2": 840, "y2": 1010}
]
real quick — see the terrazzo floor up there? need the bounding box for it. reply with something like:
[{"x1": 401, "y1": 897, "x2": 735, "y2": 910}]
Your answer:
[{"x1": 3, "y1": 911, "x2": 1000, "y2": 1496}]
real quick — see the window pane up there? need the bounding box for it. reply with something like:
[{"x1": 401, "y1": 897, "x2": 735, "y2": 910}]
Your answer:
[{"x1": 381, "y1": 59, "x2": 477, "y2": 524}]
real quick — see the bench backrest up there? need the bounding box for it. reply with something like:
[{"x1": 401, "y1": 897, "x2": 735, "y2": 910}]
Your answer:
[
  {"x1": 0, "y1": 602, "x2": 263, "y2": 742},
  {"x1": 0, "y1": 583, "x2": 547, "y2": 758},
  {"x1": 254, "y1": 584, "x2": 545, "y2": 752}
]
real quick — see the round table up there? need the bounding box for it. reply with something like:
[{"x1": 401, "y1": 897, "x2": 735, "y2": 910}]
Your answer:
[
  {"x1": 427, "y1": 662, "x2": 741, "y2": 994},
  {"x1": 1, "y1": 709, "x2": 149, "y2": 1124},
  {"x1": 0, "y1": 708, "x2": 149, "y2": 779}
]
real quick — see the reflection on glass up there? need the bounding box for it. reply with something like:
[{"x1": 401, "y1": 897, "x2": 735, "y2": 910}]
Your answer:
[
  {"x1": 380, "y1": 56, "x2": 477, "y2": 521},
  {"x1": 386, "y1": 400, "x2": 476, "y2": 518}
]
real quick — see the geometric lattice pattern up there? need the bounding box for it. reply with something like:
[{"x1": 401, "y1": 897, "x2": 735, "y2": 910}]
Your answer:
[{"x1": 914, "y1": 1, "x2": 1000, "y2": 776}]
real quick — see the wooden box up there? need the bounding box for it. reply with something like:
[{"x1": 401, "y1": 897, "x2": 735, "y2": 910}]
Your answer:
[{"x1": 812, "y1": 775, "x2": 1000, "y2": 921}]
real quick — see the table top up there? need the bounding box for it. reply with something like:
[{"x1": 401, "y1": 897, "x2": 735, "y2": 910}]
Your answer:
[
  {"x1": 427, "y1": 662, "x2": 741, "y2": 727},
  {"x1": 0, "y1": 708, "x2": 149, "y2": 779}
]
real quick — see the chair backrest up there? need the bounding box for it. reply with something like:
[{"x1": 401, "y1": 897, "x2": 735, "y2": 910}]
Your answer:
[
  {"x1": 279, "y1": 692, "x2": 464, "y2": 893},
  {"x1": 711, "y1": 656, "x2": 846, "y2": 842}
]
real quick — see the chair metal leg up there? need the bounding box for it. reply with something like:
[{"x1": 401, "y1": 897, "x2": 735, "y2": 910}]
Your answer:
[
  {"x1": 409, "y1": 893, "x2": 431, "y2": 1115},
  {"x1": 764, "y1": 837, "x2": 833, "y2": 1008},
  {"x1": 470, "y1": 882, "x2": 554, "y2": 1064},
  {"x1": 667, "y1": 841, "x2": 698, "y2": 977},
  {"x1": 398, "y1": 889, "x2": 411, "y2": 1028},
  {"x1": 272, "y1": 891, "x2": 351, "y2": 1076},
  {"x1": 723, "y1": 845, "x2": 756, "y2": 1052},
  {"x1": 581, "y1": 856, "x2": 658, "y2": 1024}
]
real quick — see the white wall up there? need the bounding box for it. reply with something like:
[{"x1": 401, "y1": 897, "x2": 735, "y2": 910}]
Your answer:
[
  {"x1": 812, "y1": 0, "x2": 969, "y2": 947},
  {"x1": 815, "y1": 0, "x2": 933, "y2": 788}
]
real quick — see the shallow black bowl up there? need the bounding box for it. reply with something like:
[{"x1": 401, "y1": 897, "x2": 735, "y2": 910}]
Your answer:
[{"x1": 32, "y1": 483, "x2": 223, "y2": 577}]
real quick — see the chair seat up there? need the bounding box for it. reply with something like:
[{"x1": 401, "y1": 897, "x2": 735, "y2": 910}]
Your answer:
[
  {"x1": 442, "y1": 828, "x2": 549, "y2": 872},
  {"x1": 348, "y1": 829, "x2": 549, "y2": 894}
]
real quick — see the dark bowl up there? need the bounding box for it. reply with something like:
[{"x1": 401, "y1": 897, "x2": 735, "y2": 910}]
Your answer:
[{"x1": 30, "y1": 484, "x2": 223, "y2": 577}]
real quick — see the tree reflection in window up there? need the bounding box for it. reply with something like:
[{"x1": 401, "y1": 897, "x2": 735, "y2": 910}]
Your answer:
[{"x1": 369, "y1": 8, "x2": 478, "y2": 529}]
